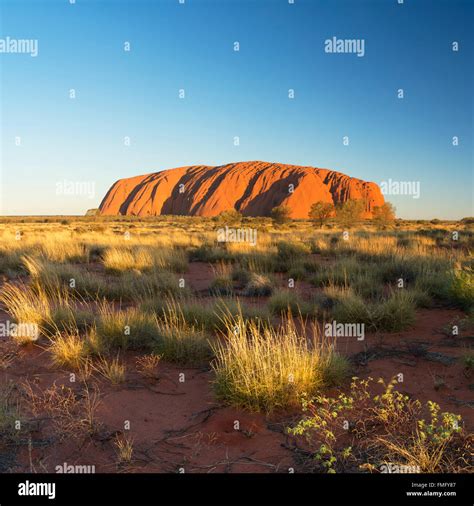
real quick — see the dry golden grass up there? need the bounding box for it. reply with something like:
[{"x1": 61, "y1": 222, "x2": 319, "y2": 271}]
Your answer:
[
  {"x1": 135, "y1": 354, "x2": 161, "y2": 379},
  {"x1": 23, "y1": 381, "x2": 101, "y2": 440},
  {"x1": 114, "y1": 434, "x2": 134, "y2": 464},
  {"x1": 49, "y1": 331, "x2": 87, "y2": 369},
  {"x1": 211, "y1": 311, "x2": 348, "y2": 412},
  {"x1": 0, "y1": 282, "x2": 50, "y2": 343},
  {"x1": 95, "y1": 355, "x2": 126, "y2": 385},
  {"x1": 103, "y1": 247, "x2": 154, "y2": 273}
]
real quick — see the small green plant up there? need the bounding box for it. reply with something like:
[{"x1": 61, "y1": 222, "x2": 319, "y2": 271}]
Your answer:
[
  {"x1": 449, "y1": 267, "x2": 473, "y2": 311},
  {"x1": 288, "y1": 377, "x2": 469, "y2": 473},
  {"x1": 288, "y1": 392, "x2": 354, "y2": 473}
]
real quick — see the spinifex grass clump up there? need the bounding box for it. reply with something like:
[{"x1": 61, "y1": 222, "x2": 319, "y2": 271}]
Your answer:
[
  {"x1": 22, "y1": 254, "x2": 107, "y2": 300},
  {"x1": 211, "y1": 312, "x2": 349, "y2": 412},
  {"x1": 48, "y1": 305, "x2": 95, "y2": 333},
  {"x1": 243, "y1": 272, "x2": 273, "y2": 297},
  {"x1": 209, "y1": 262, "x2": 234, "y2": 296},
  {"x1": 49, "y1": 331, "x2": 88, "y2": 369},
  {"x1": 0, "y1": 282, "x2": 49, "y2": 343},
  {"x1": 95, "y1": 355, "x2": 126, "y2": 385},
  {"x1": 267, "y1": 289, "x2": 313, "y2": 317},
  {"x1": 94, "y1": 303, "x2": 157, "y2": 352},
  {"x1": 40, "y1": 239, "x2": 88, "y2": 263},
  {"x1": 333, "y1": 289, "x2": 416, "y2": 332},
  {"x1": 103, "y1": 246, "x2": 188, "y2": 274},
  {"x1": 0, "y1": 247, "x2": 24, "y2": 276},
  {"x1": 103, "y1": 247, "x2": 154, "y2": 273},
  {"x1": 154, "y1": 300, "x2": 213, "y2": 365}
]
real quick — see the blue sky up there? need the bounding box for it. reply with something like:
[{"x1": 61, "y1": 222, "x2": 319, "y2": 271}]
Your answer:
[{"x1": 0, "y1": 0, "x2": 472, "y2": 218}]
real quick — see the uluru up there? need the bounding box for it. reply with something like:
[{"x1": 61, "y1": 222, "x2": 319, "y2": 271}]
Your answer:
[{"x1": 99, "y1": 161, "x2": 385, "y2": 219}]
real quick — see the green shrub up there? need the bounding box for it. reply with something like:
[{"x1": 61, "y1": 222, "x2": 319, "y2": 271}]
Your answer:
[{"x1": 449, "y1": 268, "x2": 473, "y2": 311}]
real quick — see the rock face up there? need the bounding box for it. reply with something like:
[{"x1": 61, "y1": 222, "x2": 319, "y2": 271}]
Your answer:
[{"x1": 99, "y1": 161, "x2": 384, "y2": 218}]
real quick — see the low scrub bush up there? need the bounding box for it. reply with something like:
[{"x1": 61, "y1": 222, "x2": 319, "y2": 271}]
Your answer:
[{"x1": 288, "y1": 377, "x2": 470, "y2": 473}]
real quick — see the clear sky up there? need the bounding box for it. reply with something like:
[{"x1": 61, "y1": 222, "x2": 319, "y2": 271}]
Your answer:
[{"x1": 0, "y1": 0, "x2": 472, "y2": 218}]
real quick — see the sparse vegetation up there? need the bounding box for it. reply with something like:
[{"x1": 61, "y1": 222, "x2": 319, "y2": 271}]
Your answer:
[
  {"x1": 0, "y1": 216, "x2": 471, "y2": 474},
  {"x1": 114, "y1": 434, "x2": 134, "y2": 465},
  {"x1": 135, "y1": 354, "x2": 161, "y2": 379},
  {"x1": 288, "y1": 377, "x2": 471, "y2": 473},
  {"x1": 95, "y1": 355, "x2": 126, "y2": 385}
]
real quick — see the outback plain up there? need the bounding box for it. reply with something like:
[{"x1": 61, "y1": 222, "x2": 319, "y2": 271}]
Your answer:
[{"x1": 0, "y1": 211, "x2": 472, "y2": 474}]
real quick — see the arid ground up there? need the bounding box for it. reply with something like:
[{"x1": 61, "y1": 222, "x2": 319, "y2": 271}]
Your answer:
[{"x1": 0, "y1": 215, "x2": 472, "y2": 474}]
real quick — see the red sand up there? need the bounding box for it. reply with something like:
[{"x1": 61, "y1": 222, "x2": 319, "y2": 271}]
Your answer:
[{"x1": 0, "y1": 266, "x2": 472, "y2": 473}]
